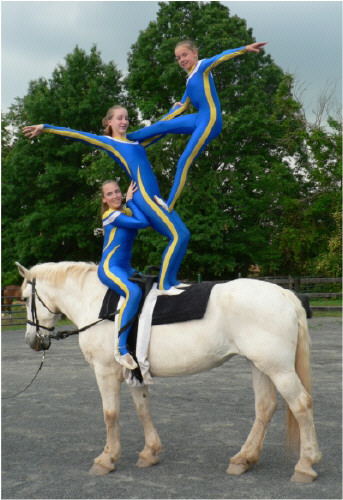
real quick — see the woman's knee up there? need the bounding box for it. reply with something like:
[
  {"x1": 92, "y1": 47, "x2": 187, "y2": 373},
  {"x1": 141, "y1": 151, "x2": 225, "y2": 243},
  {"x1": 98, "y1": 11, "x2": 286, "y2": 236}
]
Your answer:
[
  {"x1": 127, "y1": 283, "x2": 143, "y2": 307},
  {"x1": 177, "y1": 223, "x2": 190, "y2": 244}
]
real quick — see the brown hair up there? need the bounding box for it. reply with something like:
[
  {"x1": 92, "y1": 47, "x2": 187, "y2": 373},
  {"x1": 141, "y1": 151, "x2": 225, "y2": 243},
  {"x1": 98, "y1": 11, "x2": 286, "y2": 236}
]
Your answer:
[
  {"x1": 102, "y1": 105, "x2": 127, "y2": 136},
  {"x1": 100, "y1": 179, "x2": 122, "y2": 216},
  {"x1": 175, "y1": 39, "x2": 198, "y2": 51}
]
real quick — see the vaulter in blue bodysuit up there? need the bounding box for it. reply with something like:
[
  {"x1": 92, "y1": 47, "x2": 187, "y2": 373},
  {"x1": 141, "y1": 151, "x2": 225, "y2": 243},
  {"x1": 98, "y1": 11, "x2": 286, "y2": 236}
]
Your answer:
[
  {"x1": 127, "y1": 42, "x2": 266, "y2": 211},
  {"x1": 41, "y1": 124, "x2": 190, "y2": 291},
  {"x1": 97, "y1": 188, "x2": 149, "y2": 362}
]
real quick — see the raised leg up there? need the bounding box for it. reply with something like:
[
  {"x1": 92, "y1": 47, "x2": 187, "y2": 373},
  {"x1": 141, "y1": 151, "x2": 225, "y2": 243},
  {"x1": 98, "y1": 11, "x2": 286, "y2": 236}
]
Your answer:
[
  {"x1": 89, "y1": 364, "x2": 123, "y2": 475},
  {"x1": 129, "y1": 385, "x2": 163, "y2": 467},
  {"x1": 271, "y1": 371, "x2": 321, "y2": 482},
  {"x1": 228, "y1": 362, "x2": 277, "y2": 475}
]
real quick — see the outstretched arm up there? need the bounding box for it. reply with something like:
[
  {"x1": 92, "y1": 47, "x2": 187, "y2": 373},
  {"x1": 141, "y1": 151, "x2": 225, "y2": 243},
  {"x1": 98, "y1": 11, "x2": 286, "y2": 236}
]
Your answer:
[
  {"x1": 202, "y1": 42, "x2": 268, "y2": 72},
  {"x1": 23, "y1": 124, "x2": 132, "y2": 177},
  {"x1": 23, "y1": 124, "x2": 113, "y2": 151},
  {"x1": 23, "y1": 124, "x2": 105, "y2": 146}
]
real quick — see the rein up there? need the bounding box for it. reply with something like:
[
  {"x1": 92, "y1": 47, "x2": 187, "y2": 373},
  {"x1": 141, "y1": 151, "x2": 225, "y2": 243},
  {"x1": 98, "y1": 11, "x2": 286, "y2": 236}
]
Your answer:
[
  {"x1": 26, "y1": 278, "x2": 121, "y2": 345},
  {"x1": 1, "y1": 352, "x2": 46, "y2": 400},
  {"x1": 3, "y1": 278, "x2": 129, "y2": 399}
]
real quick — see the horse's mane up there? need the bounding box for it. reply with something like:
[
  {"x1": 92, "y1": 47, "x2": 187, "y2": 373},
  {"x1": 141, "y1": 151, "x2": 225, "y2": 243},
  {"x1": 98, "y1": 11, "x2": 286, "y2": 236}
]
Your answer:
[{"x1": 29, "y1": 261, "x2": 98, "y2": 287}]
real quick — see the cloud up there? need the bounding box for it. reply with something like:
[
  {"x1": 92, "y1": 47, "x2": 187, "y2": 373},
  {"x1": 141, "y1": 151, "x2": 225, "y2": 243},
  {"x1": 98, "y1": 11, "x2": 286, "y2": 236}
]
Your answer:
[{"x1": 1, "y1": 0, "x2": 341, "y2": 120}]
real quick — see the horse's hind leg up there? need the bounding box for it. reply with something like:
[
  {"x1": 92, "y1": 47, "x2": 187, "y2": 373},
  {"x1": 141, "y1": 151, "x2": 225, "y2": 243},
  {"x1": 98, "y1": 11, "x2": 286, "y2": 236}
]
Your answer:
[
  {"x1": 129, "y1": 385, "x2": 162, "y2": 468},
  {"x1": 271, "y1": 371, "x2": 321, "y2": 482},
  {"x1": 228, "y1": 362, "x2": 277, "y2": 475}
]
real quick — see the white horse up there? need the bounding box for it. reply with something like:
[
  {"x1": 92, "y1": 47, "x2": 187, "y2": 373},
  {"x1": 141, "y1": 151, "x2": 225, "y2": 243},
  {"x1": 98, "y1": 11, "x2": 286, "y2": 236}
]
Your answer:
[{"x1": 16, "y1": 261, "x2": 321, "y2": 483}]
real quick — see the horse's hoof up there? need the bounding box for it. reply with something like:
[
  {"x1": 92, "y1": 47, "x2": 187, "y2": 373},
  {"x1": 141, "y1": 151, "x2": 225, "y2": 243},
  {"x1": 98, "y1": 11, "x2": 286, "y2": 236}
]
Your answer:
[
  {"x1": 291, "y1": 471, "x2": 317, "y2": 483},
  {"x1": 137, "y1": 456, "x2": 159, "y2": 468},
  {"x1": 89, "y1": 463, "x2": 114, "y2": 476},
  {"x1": 227, "y1": 462, "x2": 250, "y2": 475}
]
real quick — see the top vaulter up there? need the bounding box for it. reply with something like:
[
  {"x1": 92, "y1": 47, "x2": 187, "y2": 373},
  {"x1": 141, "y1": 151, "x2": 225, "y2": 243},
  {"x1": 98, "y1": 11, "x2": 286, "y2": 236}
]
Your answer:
[
  {"x1": 22, "y1": 105, "x2": 190, "y2": 292},
  {"x1": 127, "y1": 41, "x2": 267, "y2": 211}
]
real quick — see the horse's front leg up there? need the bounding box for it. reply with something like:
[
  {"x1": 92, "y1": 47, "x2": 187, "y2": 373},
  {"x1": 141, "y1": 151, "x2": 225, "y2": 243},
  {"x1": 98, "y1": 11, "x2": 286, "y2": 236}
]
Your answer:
[
  {"x1": 129, "y1": 385, "x2": 163, "y2": 468},
  {"x1": 228, "y1": 363, "x2": 277, "y2": 475},
  {"x1": 89, "y1": 364, "x2": 123, "y2": 475}
]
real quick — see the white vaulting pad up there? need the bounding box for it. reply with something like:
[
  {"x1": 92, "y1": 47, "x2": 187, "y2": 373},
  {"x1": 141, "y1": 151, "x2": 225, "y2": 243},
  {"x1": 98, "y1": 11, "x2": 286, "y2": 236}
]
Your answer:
[{"x1": 115, "y1": 284, "x2": 185, "y2": 387}]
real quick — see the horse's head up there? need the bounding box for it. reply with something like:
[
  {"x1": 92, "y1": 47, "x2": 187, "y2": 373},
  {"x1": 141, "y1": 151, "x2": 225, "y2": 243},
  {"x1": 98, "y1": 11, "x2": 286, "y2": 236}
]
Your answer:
[{"x1": 16, "y1": 262, "x2": 62, "y2": 351}]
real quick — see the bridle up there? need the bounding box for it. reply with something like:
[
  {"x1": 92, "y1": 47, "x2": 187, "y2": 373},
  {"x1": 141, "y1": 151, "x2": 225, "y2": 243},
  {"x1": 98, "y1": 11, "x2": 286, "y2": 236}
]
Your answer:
[
  {"x1": 26, "y1": 278, "x2": 59, "y2": 350},
  {"x1": 4, "y1": 276, "x2": 138, "y2": 400},
  {"x1": 25, "y1": 278, "x2": 122, "y2": 350},
  {"x1": 1, "y1": 278, "x2": 57, "y2": 399},
  {"x1": 3, "y1": 278, "x2": 123, "y2": 400}
]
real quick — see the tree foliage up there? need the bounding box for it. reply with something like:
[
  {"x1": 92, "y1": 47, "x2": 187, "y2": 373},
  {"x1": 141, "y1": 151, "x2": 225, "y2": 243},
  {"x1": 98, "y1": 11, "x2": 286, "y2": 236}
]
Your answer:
[
  {"x1": 2, "y1": 46, "x2": 133, "y2": 284},
  {"x1": 126, "y1": 1, "x2": 313, "y2": 278},
  {"x1": 276, "y1": 116, "x2": 342, "y2": 276},
  {"x1": 2, "y1": 2, "x2": 341, "y2": 285}
]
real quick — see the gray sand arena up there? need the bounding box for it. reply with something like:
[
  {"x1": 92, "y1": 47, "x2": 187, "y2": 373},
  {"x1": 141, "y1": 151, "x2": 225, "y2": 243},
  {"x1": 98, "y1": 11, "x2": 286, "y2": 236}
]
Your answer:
[{"x1": 1, "y1": 316, "x2": 342, "y2": 499}]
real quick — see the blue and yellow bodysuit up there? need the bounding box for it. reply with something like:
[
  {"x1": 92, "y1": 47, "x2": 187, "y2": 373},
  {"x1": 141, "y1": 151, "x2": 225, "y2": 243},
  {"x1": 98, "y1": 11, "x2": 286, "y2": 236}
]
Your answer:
[
  {"x1": 42, "y1": 125, "x2": 190, "y2": 291},
  {"x1": 98, "y1": 200, "x2": 148, "y2": 357},
  {"x1": 127, "y1": 46, "x2": 247, "y2": 210}
]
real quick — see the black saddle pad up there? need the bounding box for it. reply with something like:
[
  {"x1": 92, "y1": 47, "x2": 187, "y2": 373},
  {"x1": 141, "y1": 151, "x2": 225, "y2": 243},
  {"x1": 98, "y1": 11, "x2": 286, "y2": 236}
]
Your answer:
[
  {"x1": 99, "y1": 281, "x2": 216, "y2": 325},
  {"x1": 152, "y1": 281, "x2": 216, "y2": 325},
  {"x1": 99, "y1": 288, "x2": 121, "y2": 321}
]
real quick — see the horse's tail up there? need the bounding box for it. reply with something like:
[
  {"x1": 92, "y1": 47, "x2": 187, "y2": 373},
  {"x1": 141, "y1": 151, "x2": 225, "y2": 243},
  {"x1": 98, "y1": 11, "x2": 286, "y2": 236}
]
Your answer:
[{"x1": 283, "y1": 289, "x2": 312, "y2": 451}]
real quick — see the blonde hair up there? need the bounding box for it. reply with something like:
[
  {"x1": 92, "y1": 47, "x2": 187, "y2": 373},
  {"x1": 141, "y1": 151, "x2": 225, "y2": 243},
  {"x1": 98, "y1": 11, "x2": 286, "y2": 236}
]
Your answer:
[
  {"x1": 175, "y1": 39, "x2": 198, "y2": 52},
  {"x1": 102, "y1": 105, "x2": 127, "y2": 136},
  {"x1": 100, "y1": 179, "x2": 122, "y2": 216}
]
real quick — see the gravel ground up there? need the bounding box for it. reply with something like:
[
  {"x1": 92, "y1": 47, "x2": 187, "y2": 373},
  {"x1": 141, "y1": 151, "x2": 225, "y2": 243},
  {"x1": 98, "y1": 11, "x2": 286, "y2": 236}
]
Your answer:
[{"x1": 1, "y1": 316, "x2": 342, "y2": 499}]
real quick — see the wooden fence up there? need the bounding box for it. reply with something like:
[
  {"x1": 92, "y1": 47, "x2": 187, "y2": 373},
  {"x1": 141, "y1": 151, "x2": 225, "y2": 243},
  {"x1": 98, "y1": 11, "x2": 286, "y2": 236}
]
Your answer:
[
  {"x1": 252, "y1": 276, "x2": 342, "y2": 311},
  {"x1": 1, "y1": 293, "x2": 27, "y2": 327}
]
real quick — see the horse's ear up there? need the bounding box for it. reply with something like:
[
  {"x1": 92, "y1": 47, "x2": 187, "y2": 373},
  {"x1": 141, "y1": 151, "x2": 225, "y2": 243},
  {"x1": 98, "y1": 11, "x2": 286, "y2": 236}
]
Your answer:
[{"x1": 15, "y1": 262, "x2": 31, "y2": 280}]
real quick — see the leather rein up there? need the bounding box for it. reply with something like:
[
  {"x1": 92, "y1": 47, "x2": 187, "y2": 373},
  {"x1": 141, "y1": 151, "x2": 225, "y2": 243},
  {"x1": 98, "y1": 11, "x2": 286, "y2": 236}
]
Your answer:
[{"x1": 2, "y1": 279, "x2": 119, "y2": 400}]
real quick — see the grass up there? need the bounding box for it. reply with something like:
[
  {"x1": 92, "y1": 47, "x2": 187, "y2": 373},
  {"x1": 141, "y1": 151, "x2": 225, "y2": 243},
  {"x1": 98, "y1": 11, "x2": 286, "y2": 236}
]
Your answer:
[
  {"x1": 312, "y1": 310, "x2": 342, "y2": 317},
  {"x1": 309, "y1": 297, "x2": 342, "y2": 318},
  {"x1": 309, "y1": 298, "x2": 342, "y2": 307}
]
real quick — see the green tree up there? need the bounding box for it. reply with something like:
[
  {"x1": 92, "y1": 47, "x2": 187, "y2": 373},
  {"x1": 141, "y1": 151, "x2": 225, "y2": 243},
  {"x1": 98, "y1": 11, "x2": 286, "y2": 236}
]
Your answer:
[
  {"x1": 276, "y1": 116, "x2": 342, "y2": 275},
  {"x1": 126, "y1": 1, "x2": 307, "y2": 279},
  {"x1": 2, "y1": 45, "x2": 132, "y2": 285},
  {"x1": 3, "y1": 3, "x2": 340, "y2": 284}
]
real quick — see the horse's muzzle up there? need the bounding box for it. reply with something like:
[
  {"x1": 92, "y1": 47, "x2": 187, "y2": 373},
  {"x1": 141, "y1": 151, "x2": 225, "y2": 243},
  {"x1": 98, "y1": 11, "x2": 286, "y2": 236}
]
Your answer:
[{"x1": 26, "y1": 331, "x2": 51, "y2": 351}]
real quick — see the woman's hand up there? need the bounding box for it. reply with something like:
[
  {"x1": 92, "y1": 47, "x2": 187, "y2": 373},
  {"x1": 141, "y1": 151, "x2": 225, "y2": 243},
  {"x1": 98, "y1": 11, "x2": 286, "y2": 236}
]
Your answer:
[
  {"x1": 245, "y1": 42, "x2": 268, "y2": 53},
  {"x1": 126, "y1": 181, "x2": 138, "y2": 202},
  {"x1": 22, "y1": 124, "x2": 44, "y2": 138},
  {"x1": 172, "y1": 102, "x2": 183, "y2": 109},
  {"x1": 154, "y1": 196, "x2": 170, "y2": 212}
]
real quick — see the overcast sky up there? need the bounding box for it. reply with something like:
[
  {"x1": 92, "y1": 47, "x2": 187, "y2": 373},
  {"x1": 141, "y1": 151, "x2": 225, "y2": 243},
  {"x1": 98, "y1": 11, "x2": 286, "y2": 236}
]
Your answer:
[{"x1": 1, "y1": 1, "x2": 342, "y2": 123}]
